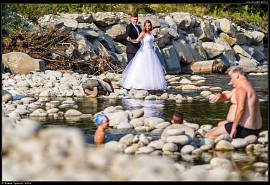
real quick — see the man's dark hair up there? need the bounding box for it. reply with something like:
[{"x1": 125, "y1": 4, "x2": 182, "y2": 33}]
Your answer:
[
  {"x1": 172, "y1": 113, "x2": 183, "y2": 124},
  {"x1": 130, "y1": 12, "x2": 138, "y2": 17},
  {"x1": 103, "y1": 78, "x2": 111, "y2": 84}
]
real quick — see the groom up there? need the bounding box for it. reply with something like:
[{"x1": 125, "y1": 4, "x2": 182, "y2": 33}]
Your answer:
[{"x1": 126, "y1": 12, "x2": 142, "y2": 63}]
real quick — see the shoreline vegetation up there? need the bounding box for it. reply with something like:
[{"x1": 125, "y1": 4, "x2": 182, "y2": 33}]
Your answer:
[{"x1": 2, "y1": 4, "x2": 268, "y2": 35}]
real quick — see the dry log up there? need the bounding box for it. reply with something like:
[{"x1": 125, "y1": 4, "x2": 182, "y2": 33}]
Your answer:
[
  {"x1": 181, "y1": 60, "x2": 224, "y2": 74},
  {"x1": 244, "y1": 22, "x2": 268, "y2": 36}
]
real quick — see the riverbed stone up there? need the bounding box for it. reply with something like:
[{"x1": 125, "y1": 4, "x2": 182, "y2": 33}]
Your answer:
[
  {"x1": 116, "y1": 122, "x2": 133, "y2": 129},
  {"x1": 166, "y1": 135, "x2": 191, "y2": 145},
  {"x1": 64, "y1": 109, "x2": 83, "y2": 117},
  {"x1": 119, "y1": 133, "x2": 134, "y2": 146},
  {"x1": 210, "y1": 157, "x2": 233, "y2": 170},
  {"x1": 137, "y1": 146, "x2": 155, "y2": 154},
  {"x1": 200, "y1": 144, "x2": 213, "y2": 151},
  {"x1": 231, "y1": 138, "x2": 249, "y2": 149},
  {"x1": 131, "y1": 109, "x2": 144, "y2": 118},
  {"x1": 2, "y1": 90, "x2": 13, "y2": 103},
  {"x1": 130, "y1": 118, "x2": 145, "y2": 127},
  {"x1": 148, "y1": 139, "x2": 165, "y2": 150},
  {"x1": 244, "y1": 135, "x2": 258, "y2": 144},
  {"x1": 214, "y1": 134, "x2": 232, "y2": 143},
  {"x1": 134, "y1": 126, "x2": 151, "y2": 132},
  {"x1": 155, "y1": 121, "x2": 171, "y2": 129},
  {"x1": 253, "y1": 162, "x2": 268, "y2": 173},
  {"x1": 162, "y1": 142, "x2": 178, "y2": 152},
  {"x1": 161, "y1": 124, "x2": 195, "y2": 142},
  {"x1": 180, "y1": 144, "x2": 195, "y2": 154},
  {"x1": 215, "y1": 140, "x2": 235, "y2": 151},
  {"x1": 150, "y1": 128, "x2": 164, "y2": 135},
  {"x1": 124, "y1": 145, "x2": 138, "y2": 154}
]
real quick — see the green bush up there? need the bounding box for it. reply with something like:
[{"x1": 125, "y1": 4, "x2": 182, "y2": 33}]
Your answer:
[{"x1": 2, "y1": 11, "x2": 36, "y2": 36}]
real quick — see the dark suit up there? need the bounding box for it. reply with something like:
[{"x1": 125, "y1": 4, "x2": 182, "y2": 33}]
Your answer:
[{"x1": 126, "y1": 23, "x2": 142, "y2": 63}]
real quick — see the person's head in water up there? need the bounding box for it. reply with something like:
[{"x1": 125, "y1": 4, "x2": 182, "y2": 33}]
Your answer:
[
  {"x1": 171, "y1": 113, "x2": 183, "y2": 124},
  {"x1": 95, "y1": 114, "x2": 109, "y2": 127}
]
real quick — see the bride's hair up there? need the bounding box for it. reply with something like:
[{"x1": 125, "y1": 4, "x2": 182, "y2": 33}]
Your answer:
[{"x1": 142, "y1": 20, "x2": 152, "y2": 33}]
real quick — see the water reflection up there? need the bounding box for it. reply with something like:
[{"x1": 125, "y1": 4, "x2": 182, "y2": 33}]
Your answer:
[
  {"x1": 40, "y1": 74, "x2": 268, "y2": 141},
  {"x1": 121, "y1": 99, "x2": 165, "y2": 118}
]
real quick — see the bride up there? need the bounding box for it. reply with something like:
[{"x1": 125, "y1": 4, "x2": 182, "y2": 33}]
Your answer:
[{"x1": 120, "y1": 20, "x2": 167, "y2": 92}]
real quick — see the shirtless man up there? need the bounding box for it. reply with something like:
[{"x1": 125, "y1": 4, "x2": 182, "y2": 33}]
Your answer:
[{"x1": 207, "y1": 66, "x2": 262, "y2": 140}]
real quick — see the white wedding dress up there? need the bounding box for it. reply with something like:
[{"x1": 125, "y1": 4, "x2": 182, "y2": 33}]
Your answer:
[{"x1": 121, "y1": 33, "x2": 167, "y2": 90}]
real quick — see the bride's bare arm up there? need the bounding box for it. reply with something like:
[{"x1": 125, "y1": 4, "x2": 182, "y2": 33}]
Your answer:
[
  {"x1": 129, "y1": 32, "x2": 145, "y2": 43},
  {"x1": 154, "y1": 34, "x2": 164, "y2": 42}
]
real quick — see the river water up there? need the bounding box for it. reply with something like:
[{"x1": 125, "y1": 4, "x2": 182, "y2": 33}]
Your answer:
[
  {"x1": 42, "y1": 73, "x2": 268, "y2": 142},
  {"x1": 40, "y1": 73, "x2": 268, "y2": 179}
]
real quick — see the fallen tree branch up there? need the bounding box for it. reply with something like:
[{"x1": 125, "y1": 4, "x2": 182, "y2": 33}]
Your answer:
[
  {"x1": 2, "y1": 26, "x2": 124, "y2": 75},
  {"x1": 244, "y1": 22, "x2": 268, "y2": 36},
  {"x1": 40, "y1": 46, "x2": 72, "y2": 60}
]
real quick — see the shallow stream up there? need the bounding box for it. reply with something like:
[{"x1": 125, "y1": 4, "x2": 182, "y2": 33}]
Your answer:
[{"x1": 39, "y1": 74, "x2": 268, "y2": 179}]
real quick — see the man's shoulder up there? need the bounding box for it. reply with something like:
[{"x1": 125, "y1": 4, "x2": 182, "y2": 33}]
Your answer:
[{"x1": 126, "y1": 23, "x2": 132, "y2": 27}]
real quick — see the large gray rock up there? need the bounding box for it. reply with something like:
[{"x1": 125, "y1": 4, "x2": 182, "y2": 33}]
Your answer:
[
  {"x1": 161, "y1": 45, "x2": 181, "y2": 74},
  {"x1": 2, "y1": 89, "x2": 13, "y2": 103},
  {"x1": 2, "y1": 52, "x2": 45, "y2": 75}
]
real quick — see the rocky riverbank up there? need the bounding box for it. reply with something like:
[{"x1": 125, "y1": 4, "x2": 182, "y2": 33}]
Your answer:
[
  {"x1": 2, "y1": 12, "x2": 268, "y2": 76},
  {"x1": 2, "y1": 69, "x2": 268, "y2": 181}
]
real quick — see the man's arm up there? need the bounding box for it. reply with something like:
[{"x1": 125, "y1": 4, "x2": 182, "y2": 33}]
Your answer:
[
  {"x1": 154, "y1": 34, "x2": 164, "y2": 42},
  {"x1": 129, "y1": 32, "x2": 144, "y2": 43},
  {"x1": 126, "y1": 24, "x2": 131, "y2": 40},
  {"x1": 209, "y1": 89, "x2": 235, "y2": 103},
  {"x1": 230, "y1": 87, "x2": 247, "y2": 138}
]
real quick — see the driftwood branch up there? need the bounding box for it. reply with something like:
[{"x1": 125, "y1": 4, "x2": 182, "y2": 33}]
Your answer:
[
  {"x1": 40, "y1": 46, "x2": 72, "y2": 60},
  {"x1": 244, "y1": 22, "x2": 268, "y2": 36}
]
